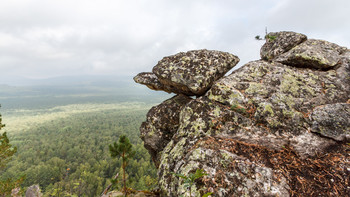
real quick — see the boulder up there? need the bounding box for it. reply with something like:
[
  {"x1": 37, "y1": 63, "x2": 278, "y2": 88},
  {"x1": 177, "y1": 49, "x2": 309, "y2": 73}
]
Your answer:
[
  {"x1": 276, "y1": 39, "x2": 347, "y2": 69},
  {"x1": 136, "y1": 32, "x2": 350, "y2": 196},
  {"x1": 260, "y1": 31, "x2": 307, "y2": 61},
  {"x1": 134, "y1": 49, "x2": 239, "y2": 96},
  {"x1": 152, "y1": 49, "x2": 239, "y2": 96},
  {"x1": 25, "y1": 185, "x2": 42, "y2": 197}
]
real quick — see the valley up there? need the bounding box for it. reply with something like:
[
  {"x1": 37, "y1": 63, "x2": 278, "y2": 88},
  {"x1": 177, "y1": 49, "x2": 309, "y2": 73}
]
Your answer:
[{"x1": 0, "y1": 76, "x2": 171, "y2": 196}]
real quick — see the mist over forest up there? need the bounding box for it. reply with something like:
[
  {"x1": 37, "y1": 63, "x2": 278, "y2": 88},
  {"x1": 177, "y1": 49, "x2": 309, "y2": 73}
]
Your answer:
[
  {"x1": 0, "y1": 75, "x2": 170, "y2": 110},
  {"x1": 0, "y1": 75, "x2": 170, "y2": 196}
]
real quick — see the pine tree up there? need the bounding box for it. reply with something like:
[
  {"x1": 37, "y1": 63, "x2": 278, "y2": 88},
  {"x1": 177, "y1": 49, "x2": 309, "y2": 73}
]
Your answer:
[
  {"x1": 0, "y1": 105, "x2": 24, "y2": 196},
  {"x1": 109, "y1": 135, "x2": 135, "y2": 196},
  {"x1": 0, "y1": 132, "x2": 17, "y2": 170},
  {"x1": 0, "y1": 106, "x2": 17, "y2": 170}
]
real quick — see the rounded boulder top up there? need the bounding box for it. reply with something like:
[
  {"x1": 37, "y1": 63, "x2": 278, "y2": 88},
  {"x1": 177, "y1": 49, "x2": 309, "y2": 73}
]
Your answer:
[
  {"x1": 152, "y1": 49, "x2": 239, "y2": 96},
  {"x1": 260, "y1": 31, "x2": 307, "y2": 61}
]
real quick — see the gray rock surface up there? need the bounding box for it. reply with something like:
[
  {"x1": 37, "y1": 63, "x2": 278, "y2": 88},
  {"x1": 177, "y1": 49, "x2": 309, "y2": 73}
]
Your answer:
[
  {"x1": 25, "y1": 185, "x2": 42, "y2": 197},
  {"x1": 136, "y1": 32, "x2": 350, "y2": 196},
  {"x1": 153, "y1": 49, "x2": 239, "y2": 96},
  {"x1": 311, "y1": 103, "x2": 350, "y2": 142},
  {"x1": 276, "y1": 39, "x2": 348, "y2": 69},
  {"x1": 140, "y1": 94, "x2": 191, "y2": 167},
  {"x1": 260, "y1": 31, "x2": 307, "y2": 61},
  {"x1": 134, "y1": 49, "x2": 239, "y2": 96},
  {"x1": 133, "y1": 72, "x2": 167, "y2": 92}
]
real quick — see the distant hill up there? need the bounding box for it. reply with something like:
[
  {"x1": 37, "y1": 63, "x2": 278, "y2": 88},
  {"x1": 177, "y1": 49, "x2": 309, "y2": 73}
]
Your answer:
[{"x1": 0, "y1": 75, "x2": 171, "y2": 110}]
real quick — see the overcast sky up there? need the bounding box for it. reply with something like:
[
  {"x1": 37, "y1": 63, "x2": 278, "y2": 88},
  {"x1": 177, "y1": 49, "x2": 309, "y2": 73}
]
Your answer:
[{"x1": 0, "y1": 0, "x2": 349, "y2": 84}]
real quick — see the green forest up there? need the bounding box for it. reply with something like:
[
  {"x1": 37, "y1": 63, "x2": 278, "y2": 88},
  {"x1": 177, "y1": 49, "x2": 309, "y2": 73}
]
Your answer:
[{"x1": 0, "y1": 103, "x2": 159, "y2": 196}]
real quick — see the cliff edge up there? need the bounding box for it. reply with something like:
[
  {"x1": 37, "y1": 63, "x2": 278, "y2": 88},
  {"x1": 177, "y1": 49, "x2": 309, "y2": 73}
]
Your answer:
[{"x1": 134, "y1": 31, "x2": 350, "y2": 196}]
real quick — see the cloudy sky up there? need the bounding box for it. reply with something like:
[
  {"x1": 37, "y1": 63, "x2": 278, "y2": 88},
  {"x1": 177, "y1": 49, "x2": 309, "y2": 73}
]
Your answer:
[{"x1": 0, "y1": 0, "x2": 349, "y2": 84}]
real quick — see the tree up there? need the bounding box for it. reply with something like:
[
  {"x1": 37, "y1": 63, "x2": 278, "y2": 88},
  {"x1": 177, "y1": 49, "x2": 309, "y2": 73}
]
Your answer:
[
  {"x1": 0, "y1": 132, "x2": 17, "y2": 169},
  {"x1": 109, "y1": 135, "x2": 135, "y2": 196},
  {"x1": 0, "y1": 106, "x2": 24, "y2": 196},
  {"x1": 255, "y1": 27, "x2": 276, "y2": 41}
]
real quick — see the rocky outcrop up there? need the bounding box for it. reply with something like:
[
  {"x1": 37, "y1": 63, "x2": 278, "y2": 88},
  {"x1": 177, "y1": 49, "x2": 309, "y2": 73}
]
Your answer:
[
  {"x1": 134, "y1": 49, "x2": 239, "y2": 96},
  {"x1": 135, "y1": 31, "x2": 350, "y2": 196}
]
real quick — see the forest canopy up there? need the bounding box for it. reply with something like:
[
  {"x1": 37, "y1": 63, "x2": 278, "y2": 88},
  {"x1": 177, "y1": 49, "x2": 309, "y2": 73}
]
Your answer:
[{"x1": 0, "y1": 104, "x2": 158, "y2": 196}]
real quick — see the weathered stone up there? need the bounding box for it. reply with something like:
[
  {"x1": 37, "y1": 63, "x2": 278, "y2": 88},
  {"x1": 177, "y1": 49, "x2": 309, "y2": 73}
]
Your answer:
[
  {"x1": 337, "y1": 50, "x2": 350, "y2": 94},
  {"x1": 260, "y1": 31, "x2": 307, "y2": 61},
  {"x1": 140, "y1": 94, "x2": 191, "y2": 167},
  {"x1": 25, "y1": 185, "x2": 42, "y2": 197},
  {"x1": 133, "y1": 72, "x2": 167, "y2": 92},
  {"x1": 159, "y1": 143, "x2": 290, "y2": 197},
  {"x1": 136, "y1": 31, "x2": 350, "y2": 196},
  {"x1": 152, "y1": 49, "x2": 239, "y2": 96},
  {"x1": 276, "y1": 39, "x2": 347, "y2": 69},
  {"x1": 311, "y1": 103, "x2": 350, "y2": 142},
  {"x1": 133, "y1": 72, "x2": 187, "y2": 94}
]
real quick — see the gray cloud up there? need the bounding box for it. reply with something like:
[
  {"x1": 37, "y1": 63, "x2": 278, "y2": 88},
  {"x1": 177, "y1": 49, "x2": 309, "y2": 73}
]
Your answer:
[
  {"x1": 0, "y1": 0, "x2": 349, "y2": 83},
  {"x1": 266, "y1": 0, "x2": 350, "y2": 45}
]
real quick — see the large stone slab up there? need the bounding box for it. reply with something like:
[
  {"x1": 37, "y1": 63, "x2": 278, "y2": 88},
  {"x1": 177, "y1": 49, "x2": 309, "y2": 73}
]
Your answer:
[
  {"x1": 276, "y1": 39, "x2": 347, "y2": 69},
  {"x1": 152, "y1": 49, "x2": 239, "y2": 96}
]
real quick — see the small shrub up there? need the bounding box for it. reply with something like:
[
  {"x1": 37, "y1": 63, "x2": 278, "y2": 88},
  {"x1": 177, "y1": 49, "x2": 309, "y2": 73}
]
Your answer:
[{"x1": 172, "y1": 169, "x2": 213, "y2": 197}]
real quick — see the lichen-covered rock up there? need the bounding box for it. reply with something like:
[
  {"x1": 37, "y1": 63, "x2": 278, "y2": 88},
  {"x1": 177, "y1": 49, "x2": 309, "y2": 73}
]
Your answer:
[
  {"x1": 25, "y1": 185, "x2": 42, "y2": 197},
  {"x1": 311, "y1": 103, "x2": 350, "y2": 142},
  {"x1": 133, "y1": 72, "x2": 187, "y2": 94},
  {"x1": 159, "y1": 138, "x2": 290, "y2": 196},
  {"x1": 152, "y1": 49, "x2": 239, "y2": 96},
  {"x1": 276, "y1": 39, "x2": 348, "y2": 69},
  {"x1": 137, "y1": 32, "x2": 350, "y2": 196},
  {"x1": 133, "y1": 72, "x2": 167, "y2": 92},
  {"x1": 207, "y1": 59, "x2": 350, "y2": 136},
  {"x1": 140, "y1": 94, "x2": 191, "y2": 167},
  {"x1": 260, "y1": 31, "x2": 307, "y2": 61}
]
